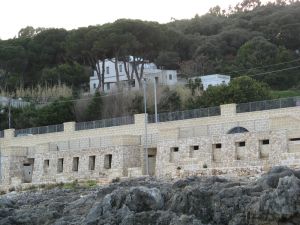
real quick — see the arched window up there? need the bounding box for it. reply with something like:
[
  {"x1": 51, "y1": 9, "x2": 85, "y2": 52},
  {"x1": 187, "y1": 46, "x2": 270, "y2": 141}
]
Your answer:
[{"x1": 227, "y1": 127, "x2": 249, "y2": 134}]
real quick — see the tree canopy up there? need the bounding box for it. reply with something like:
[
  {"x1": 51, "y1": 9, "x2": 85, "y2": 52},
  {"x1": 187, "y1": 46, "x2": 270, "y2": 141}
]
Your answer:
[{"x1": 0, "y1": 0, "x2": 299, "y2": 93}]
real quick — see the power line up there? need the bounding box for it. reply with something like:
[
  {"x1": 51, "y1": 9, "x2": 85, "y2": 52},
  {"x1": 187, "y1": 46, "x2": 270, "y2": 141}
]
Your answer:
[
  {"x1": 226, "y1": 58, "x2": 300, "y2": 75},
  {"x1": 237, "y1": 65, "x2": 300, "y2": 78}
]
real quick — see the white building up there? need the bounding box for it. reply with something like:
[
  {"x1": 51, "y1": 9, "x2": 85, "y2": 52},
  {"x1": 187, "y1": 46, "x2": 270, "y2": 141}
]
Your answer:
[
  {"x1": 0, "y1": 96, "x2": 30, "y2": 108},
  {"x1": 89, "y1": 59, "x2": 177, "y2": 93},
  {"x1": 192, "y1": 74, "x2": 230, "y2": 90}
]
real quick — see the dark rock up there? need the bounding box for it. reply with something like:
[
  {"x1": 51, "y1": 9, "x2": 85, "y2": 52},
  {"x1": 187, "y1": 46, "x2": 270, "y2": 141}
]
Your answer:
[{"x1": 1, "y1": 167, "x2": 300, "y2": 225}]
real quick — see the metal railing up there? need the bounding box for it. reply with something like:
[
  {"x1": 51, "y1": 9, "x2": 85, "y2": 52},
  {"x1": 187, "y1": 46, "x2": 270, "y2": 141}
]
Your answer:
[
  {"x1": 75, "y1": 115, "x2": 135, "y2": 131},
  {"x1": 237, "y1": 96, "x2": 300, "y2": 113},
  {"x1": 0, "y1": 130, "x2": 4, "y2": 138},
  {"x1": 148, "y1": 106, "x2": 221, "y2": 123},
  {"x1": 15, "y1": 124, "x2": 64, "y2": 137}
]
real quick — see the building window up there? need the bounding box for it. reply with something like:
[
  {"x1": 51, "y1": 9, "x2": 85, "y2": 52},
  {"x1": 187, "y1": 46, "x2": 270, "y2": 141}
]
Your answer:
[
  {"x1": 213, "y1": 143, "x2": 222, "y2": 149},
  {"x1": 104, "y1": 154, "x2": 112, "y2": 169},
  {"x1": 106, "y1": 66, "x2": 109, "y2": 74},
  {"x1": 93, "y1": 83, "x2": 97, "y2": 89},
  {"x1": 43, "y1": 160, "x2": 49, "y2": 174},
  {"x1": 238, "y1": 141, "x2": 246, "y2": 147},
  {"x1": 119, "y1": 65, "x2": 122, "y2": 72},
  {"x1": 171, "y1": 147, "x2": 179, "y2": 152},
  {"x1": 193, "y1": 145, "x2": 199, "y2": 150},
  {"x1": 169, "y1": 74, "x2": 172, "y2": 80},
  {"x1": 57, "y1": 158, "x2": 64, "y2": 173},
  {"x1": 290, "y1": 138, "x2": 300, "y2": 141},
  {"x1": 131, "y1": 80, "x2": 135, "y2": 87},
  {"x1": 228, "y1": 127, "x2": 249, "y2": 134},
  {"x1": 262, "y1": 139, "x2": 269, "y2": 145},
  {"x1": 72, "y1": 157, "x2": 79, "y2": 172},
  {"x1": 89, "y1": 156, "x2": 96, "y2": 171},
  {"x1": 107, "y1": 83, "x2": 110, "y2": 90}
]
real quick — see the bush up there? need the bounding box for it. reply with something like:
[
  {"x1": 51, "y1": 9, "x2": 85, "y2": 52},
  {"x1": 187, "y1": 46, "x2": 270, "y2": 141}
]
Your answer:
[{"x1": 188, "y1": 76, "x2": 272, "y2": 109}]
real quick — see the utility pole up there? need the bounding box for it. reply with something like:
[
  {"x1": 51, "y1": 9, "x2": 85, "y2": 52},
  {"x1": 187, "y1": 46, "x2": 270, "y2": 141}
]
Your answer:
[{"x1": 143, "y1": 78, "x2": 149, "y2": 175}]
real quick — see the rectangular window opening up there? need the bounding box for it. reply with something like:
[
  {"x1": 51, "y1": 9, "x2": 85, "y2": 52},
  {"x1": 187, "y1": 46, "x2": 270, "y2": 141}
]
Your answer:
[
  {"x1": 57, "y1": 158, "x2": 64, "y2": 173},
  {"x1": 213, "y1": 143, "x2": 222, "y2": 149},
  {"x1": 290, "y1": 138, "x2": 300, "y2": 142},
  {"x1": 119, "y1": 65, "x2": 122, "y2": 72},
  {"x1": 104, "y1": 154, "x2": 112, "y2": 169},
  {"x1": 43, "y1": 159, "x2": 49, "y2": 173},
  {"x1": 238, "y1": 141, "x2": 246, "y2": 147},
  {"x1": 171, "y1": 147, "x2": 179, "y2": 152},
  {"x1": 193, "y1": 145, "x2": 199, "y2": 150},
  {"x1": 262, "y1": 139, "x2": 269, "y2": 145},
  {"x1": 72, "y1": 157, "x2": 79, "y2": 172},
  {"x1": 89, "y1": 156, "x2": 96, "y2": 171},
  {"x1": 169, "y1": 74, "x2": 172, "y2": 80},
  {"x1": 106, "y1": 66, "x2": 109, "y2": 74},
  {"x1": 131, "y1": 80, "x2": 135, "y2": 87}
]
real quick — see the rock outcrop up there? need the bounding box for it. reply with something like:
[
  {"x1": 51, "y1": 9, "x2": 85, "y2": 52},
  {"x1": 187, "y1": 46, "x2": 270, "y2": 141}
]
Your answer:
[{"x1": 1, "y1": 166, "x2": 300, "y2": 225}]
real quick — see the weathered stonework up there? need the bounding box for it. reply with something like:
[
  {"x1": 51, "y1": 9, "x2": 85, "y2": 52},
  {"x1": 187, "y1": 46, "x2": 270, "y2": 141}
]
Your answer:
[{"x1": 1, "y1": 103, "x2": 300, "y2": 189}]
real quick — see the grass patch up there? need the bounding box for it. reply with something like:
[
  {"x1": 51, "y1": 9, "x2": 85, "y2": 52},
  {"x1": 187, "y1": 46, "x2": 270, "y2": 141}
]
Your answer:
[
  {"x1": 271, "y1": 90, "x2": 300, "y2": 98},
  {"x1": 43, "y1": 182, "x2": 64, "y2": 190},
  {"x1": 63, "y1": 180, "x2": 79, "y2": 190},
  {"x1": 23, "y1": 185, "x2": 38, "y2": 191},
  {"x1": 84, "y1": 180, "x2": 97, "y2": 188}
]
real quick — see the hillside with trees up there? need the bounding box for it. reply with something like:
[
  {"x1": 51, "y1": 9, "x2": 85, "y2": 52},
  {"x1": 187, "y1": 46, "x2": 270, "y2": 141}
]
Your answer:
[
  {"x1": 0, "y1": 0, "x2": 299, "y2": 130},
  {"x1": 0, "y1": 0, "x2": 299, "y2": 92}
]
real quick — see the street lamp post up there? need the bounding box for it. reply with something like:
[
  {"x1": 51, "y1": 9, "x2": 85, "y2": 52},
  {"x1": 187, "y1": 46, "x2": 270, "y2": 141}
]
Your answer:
[
  {"x1": 8, "y1": 99, "x2": 11, "y2": 129},
  {"x1": 143, "y1": 78, "x2": 149, "y2": 175},
  {"x1": 154, "y1": 77, "x2": 158, "y2": 123}
]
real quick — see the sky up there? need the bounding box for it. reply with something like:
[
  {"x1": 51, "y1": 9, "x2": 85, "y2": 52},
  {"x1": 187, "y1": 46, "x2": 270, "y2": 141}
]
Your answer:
[{"x1": 0, "y1": 0, "x2": 271, "y2": 40}]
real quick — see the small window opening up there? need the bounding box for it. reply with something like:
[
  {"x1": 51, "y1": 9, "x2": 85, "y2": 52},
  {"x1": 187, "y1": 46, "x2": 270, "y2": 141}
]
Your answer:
[
  {"x1": 238, "y1": 141, "x2": 246, "y2": 147},
  {"x1": 215, "y1": 143, "x2": 222, "y2": 149},
  {"x1": 262, "y1": 139, "x2": 269, "y2": 145},
  {"x1": 43, "y1": 160, "x2": 49, "y2": 173},
  {"x1": 290, "y1": 138, "x2": 300, "y2": 141},
  {"x1": 104, "y1": 154, "x2": 112, "y2": 169},
  {"x1": 193, "y1": 145, "x2": 199, "y2": 150},
  {"x1": 171, "y1": 147, "x2": 179, "y2": 152},
  {"x1": 72, "y1": 157, "x2": 79, "y2": 172},
  {"x1": 89, "y1": 156, "x2": 96, "y2": 170},
  {"x1": 57, "y1": 158, "x2": 64, "y2": 173}
]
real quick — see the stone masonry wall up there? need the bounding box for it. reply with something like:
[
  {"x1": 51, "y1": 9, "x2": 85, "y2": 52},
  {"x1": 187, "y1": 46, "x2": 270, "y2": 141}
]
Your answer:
[{"x1": 1, "y1": 104, "x2": 300, "y2": 186}]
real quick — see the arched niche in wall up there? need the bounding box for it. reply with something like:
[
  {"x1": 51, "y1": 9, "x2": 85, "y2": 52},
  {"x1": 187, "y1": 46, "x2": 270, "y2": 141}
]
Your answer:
[{"x1": 227, "y1": 126, "x2": 249, "y2": 134}]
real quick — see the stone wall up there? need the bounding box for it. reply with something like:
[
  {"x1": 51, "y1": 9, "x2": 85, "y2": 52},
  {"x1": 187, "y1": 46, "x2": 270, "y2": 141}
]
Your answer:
[{"x1": 1, "y1": 103, "x2": 300, "y2": 186}]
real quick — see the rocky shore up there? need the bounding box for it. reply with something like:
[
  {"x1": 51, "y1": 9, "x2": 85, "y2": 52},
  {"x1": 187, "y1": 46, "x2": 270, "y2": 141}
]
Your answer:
[{"x1": 1, "y1": 166, "x2": 300, "y2": 225}]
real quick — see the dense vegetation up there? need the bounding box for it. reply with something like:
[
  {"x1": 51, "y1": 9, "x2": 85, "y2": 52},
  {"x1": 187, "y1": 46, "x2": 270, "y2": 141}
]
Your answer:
[
  {"x1": 0, "y1": 0, "x2": 299, "y2": 92},
  {"x1": 0, "y1": 0, "x2": 299, "y2": 130}
]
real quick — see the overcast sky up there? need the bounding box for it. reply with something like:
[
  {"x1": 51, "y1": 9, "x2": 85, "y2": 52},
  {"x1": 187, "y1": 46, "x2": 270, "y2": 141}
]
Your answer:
[{"x1": 0, "y1": 0, "x2": 271, "y2": 40}]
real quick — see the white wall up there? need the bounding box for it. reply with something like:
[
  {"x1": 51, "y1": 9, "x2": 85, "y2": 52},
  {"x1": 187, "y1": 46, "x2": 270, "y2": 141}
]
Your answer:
[
  {"x1": 89, "y1": 59, "x2": 178, "y2": 93},
  {"x1": 200, "y1": 75, "x2": 230, "y2": 90}
]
